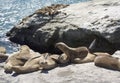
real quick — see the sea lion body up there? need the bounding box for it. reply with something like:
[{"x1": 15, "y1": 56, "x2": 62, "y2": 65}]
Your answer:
[
  {"x1": 4, "y1": 45, "x2": 38, "y2": 73},
  {"x1": 69, "y1": 47, "x2": 89, "y2": 62},
  {"x1": 94, "y1": 56, "x2": 120, "y2": 71},
  {"x1": 55, "y1": 42, "x2": 112, "y2": 64},
  {"x1": 12, "y1": 53, "x2": 57, "y2": 74},
  {"x1": 11, "y1": 55, "x2": 42, "y2": 74},
  {"x1": 73, "y1": 52, "x2": 112, "y2": 64},
  {"x1": 56, "y1": 42, "x2": 99, "y2": 64},
  {"x1": 73, "y1": 53, "x2": 96, "y2": 63}
]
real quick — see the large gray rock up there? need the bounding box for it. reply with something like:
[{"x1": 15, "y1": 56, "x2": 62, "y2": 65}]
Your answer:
[{"x1": 7, "y1": 0, "x2": 120, "y2": 54}]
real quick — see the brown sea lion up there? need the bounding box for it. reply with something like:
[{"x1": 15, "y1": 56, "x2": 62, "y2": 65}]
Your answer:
[
  {"x1": 55, "y1": 42, "x2": 111, "y2": 64},
  {"x1": 35, "y1": 4, "x2": 68, "y2": 15},
  {"x1": 55, "y1": 42, "x2": 91, "y2": 63},
  {"x1": 94, "y1": 55, "x2": 120, "y2": 71},
  {"x1": 4, "y1": 45, "x2": 38, "y2": 73},
  {"x1": 11, "y1": 53, "x2": 57, "y2": 74}
]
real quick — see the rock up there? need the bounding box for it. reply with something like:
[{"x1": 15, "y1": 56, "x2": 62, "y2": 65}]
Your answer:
[
  {"x1": 112, "y1": 50, "x2": 120, "y2": 58},
  {"x1": 7, "y1": 0, "x2": 120, "y2": 54},
  {"x1": 0, "y1": 46, "x2": 6, "y2": 54},
  {"x1": 0, "y1": 62, "x2": 120, "y2": 83}
]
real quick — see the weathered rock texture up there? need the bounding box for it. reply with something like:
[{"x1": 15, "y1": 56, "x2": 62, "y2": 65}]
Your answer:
[{"x1": 7, "y1": 0, "x2": 120, "y2": 54}]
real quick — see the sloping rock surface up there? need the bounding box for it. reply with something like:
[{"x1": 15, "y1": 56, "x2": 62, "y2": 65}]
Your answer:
[{"x1": 7, "y1": 0, "x2": 120, "y2": 54}]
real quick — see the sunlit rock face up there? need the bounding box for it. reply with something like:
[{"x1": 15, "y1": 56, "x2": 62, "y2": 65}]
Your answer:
[{"x1": 7, "y1": 0, "x2": 120, "y2": 54}]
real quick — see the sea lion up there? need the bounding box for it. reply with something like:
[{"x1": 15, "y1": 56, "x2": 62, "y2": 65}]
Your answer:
[
  {"x1": 35, "y1": 4, "x2": 68, "y2": 15},
  {"x1": 56, "y1": 42, "x2": 95, "y2": 63},
  {"x1": 4, "y1": 45, "x2": 38, "y2": 73},
  {"x1": 55, "y1": 42, "x2": 111, "y2": 64},
  {"x1": 94, "y1": 55, "x2": 120, "y2": 71},
  {"x1": 11, "y1": 53, "x2": 57, "y2": 74}
]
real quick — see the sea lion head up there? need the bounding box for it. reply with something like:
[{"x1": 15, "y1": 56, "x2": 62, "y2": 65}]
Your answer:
[
  {"x1": 55, "y1": 42, "x2": 68, "y2": 51},
  {"x1": 39, "y1": 53, "x2": 56, "y2": 70},
  {"x1": 39, "y1": 53, "x2": 49, "y2": 67}
]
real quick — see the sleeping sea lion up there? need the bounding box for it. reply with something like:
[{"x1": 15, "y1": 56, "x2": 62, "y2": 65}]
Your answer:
[
  {"x1": 94, "y1": 55, "x2": 120, "y2": 71},
  {"x1": 4, "y1": 45, "x2": 38, "y2": 73},
  {"x1": 11, "y1": 53, "x2": 57, "y2": 74}
]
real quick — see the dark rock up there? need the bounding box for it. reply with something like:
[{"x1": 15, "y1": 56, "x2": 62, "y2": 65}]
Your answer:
[{"x1": 7, "y1": 0, "x2": 120, "y2": 54}]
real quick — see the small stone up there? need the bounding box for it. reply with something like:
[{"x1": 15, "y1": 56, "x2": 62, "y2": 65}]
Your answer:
[{"x1": 0, "y1": 47, "x2": 6, "y2": 54}]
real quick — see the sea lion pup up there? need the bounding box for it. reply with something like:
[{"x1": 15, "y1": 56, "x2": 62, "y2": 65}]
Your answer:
[
  {"x1": 11, "y1": 53, "x2": 57, "y2": 74},
  {"x1": 4, "y1": 45, "x2": 37, "y2": 73},
  {"x1": 56, "y1": 42, "x2": 95, "y2": 63},
  {"x1": 94, "y1": 56, "x2": 120, "y2": 71}
]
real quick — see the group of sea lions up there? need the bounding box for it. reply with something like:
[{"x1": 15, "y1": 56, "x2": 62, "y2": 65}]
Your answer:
[
  {"x1": 0, "y1": 41, "x2": 120, "y2": 74},
  {"x1": 56, "y1": 42, "x2": 120, "y2": 71}
]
